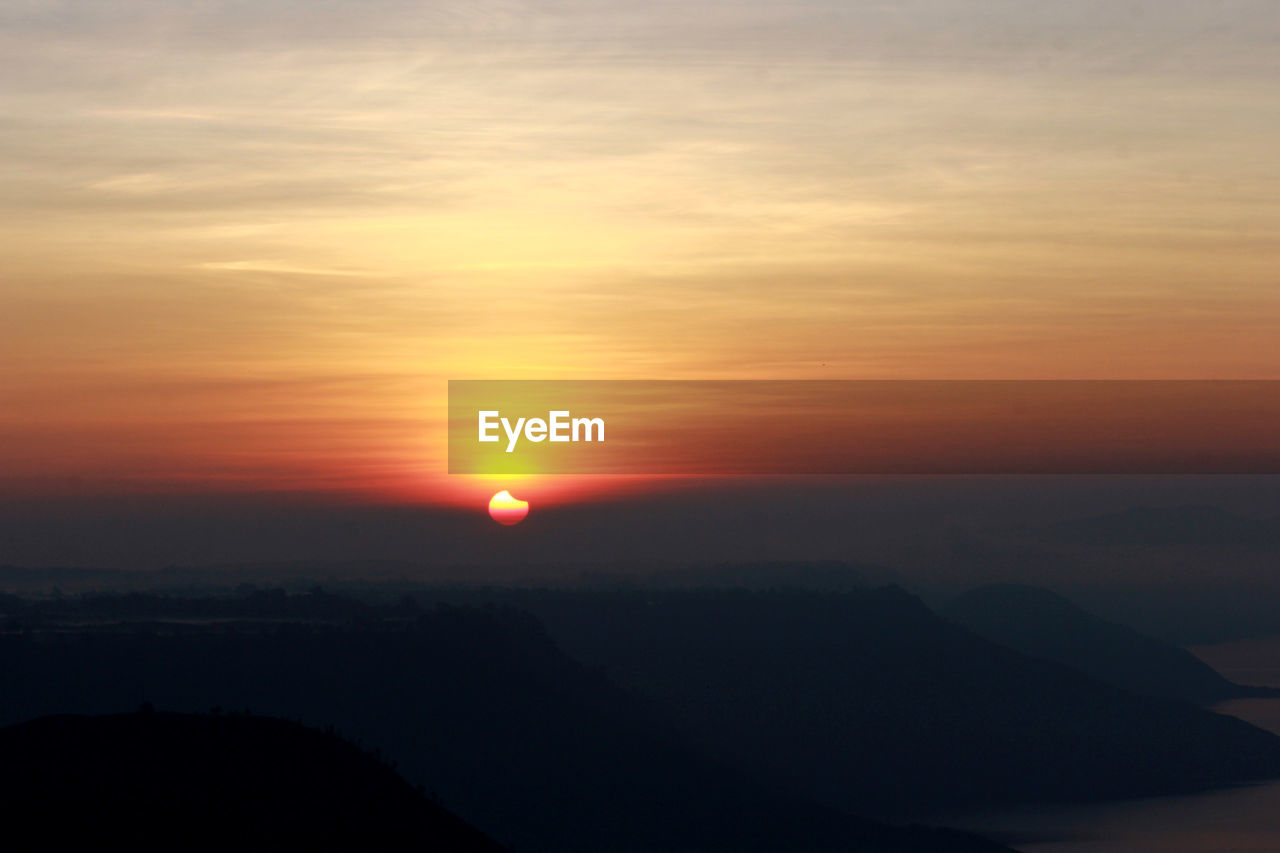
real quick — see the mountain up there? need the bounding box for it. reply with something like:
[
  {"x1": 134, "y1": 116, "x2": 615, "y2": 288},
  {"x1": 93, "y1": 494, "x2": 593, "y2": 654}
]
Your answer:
[
  {"x1": 0, "y1": 710, "x2": 506, "y2": 851},
  {"x1": 943, "y1": 584, "x2": 1280, "y2": 704},
  {"x1": 480, "y1": 587, "x2": 1280, "y2": 817},
  {"x1": 0, "y1": 603, "x2": 1011, "y2": 853}
]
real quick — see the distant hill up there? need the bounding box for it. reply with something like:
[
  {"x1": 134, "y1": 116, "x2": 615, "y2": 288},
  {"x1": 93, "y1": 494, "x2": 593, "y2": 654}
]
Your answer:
[
  {"x1": 0, "y1": 710, "x2": 505, "y2": 851},
  {"x1": 0, "y1": 605, "x2": 1011, "y2": 853},
  {"x1": 943, "y1": 584, "x2": 1280, "y2": 705},
  {"x1": 1039, "y1": 506, "x2": 1280, "y2": 548},
  {"x1": 485, "y1": 587, "x2": 1280, "y2": 817}
]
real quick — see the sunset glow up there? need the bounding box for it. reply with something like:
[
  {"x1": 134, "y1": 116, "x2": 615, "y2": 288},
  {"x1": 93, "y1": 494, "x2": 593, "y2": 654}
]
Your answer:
[{"x1": 1, "y1": 2, "x2": 1277, "y2": 508}]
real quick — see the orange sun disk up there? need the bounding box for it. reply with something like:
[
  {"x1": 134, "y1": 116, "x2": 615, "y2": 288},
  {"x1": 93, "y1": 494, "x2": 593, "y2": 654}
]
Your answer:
[{"x1": 488, "y1": 490, "x2": 529, "y2": 525}]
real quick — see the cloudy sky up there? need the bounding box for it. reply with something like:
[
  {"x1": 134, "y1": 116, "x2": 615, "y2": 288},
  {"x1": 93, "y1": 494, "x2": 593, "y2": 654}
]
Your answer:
[{"x1": 2, "y1": 0, "x2": 1277, "y2": 506}]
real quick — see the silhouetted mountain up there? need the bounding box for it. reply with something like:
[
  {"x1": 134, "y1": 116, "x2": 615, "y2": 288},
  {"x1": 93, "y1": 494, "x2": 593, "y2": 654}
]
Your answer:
[
  {"x1": 0, "y1": 710, "x2": 505, "y2": 851},
  {"x1": 0, "y1": 603, "x2": 1011, "y2": 853},
  {"x1": 1068, "y1": 582, "x2": 1280, "y2": 646},
  {"x1": 482, "y1": 587, "x2": 1280, "y2": 817},
  {"x1": 943, "y1": 584, "x2": 1280, "y2": 704},
  {"x1": 1040, "y1": 506, "x2": 1280, "y2": 547}
]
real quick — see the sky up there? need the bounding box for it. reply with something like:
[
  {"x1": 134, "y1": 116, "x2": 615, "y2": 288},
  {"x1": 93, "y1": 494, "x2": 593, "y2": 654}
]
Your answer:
[{"x1": 2, "y1": 0, "x2": 1279, "y2": 513}]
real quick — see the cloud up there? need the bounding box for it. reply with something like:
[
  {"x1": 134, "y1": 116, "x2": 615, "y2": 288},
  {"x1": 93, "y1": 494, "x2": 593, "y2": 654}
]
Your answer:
[{"x1": 2, "y1": 0, "x2": 1278, "y2": 499}]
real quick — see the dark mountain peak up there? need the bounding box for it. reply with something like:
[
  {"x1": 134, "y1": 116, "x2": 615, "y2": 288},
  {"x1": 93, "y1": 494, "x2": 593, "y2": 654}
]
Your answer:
[
  {"x1": 944, "y1": 583, "x2": 1278, "y2": 705},
  {"x1": 0, "y1": 594, "x2": 1015, "y2": 853},
  {"x1": 515, "y1": 586, "x2": 1280, "y2": 816},
  {"x1": 949, "y1": 584, "x2": 1098, "y2": 622},
  {"x1": 0, "y1": 711, "x2": 506, "y2": 851}
]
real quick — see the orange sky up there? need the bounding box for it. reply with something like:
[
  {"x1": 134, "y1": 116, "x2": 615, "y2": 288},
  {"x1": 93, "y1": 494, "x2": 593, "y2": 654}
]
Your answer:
[{"x1": 2, "y1": 1, "x2": 1278, "y2": 506}]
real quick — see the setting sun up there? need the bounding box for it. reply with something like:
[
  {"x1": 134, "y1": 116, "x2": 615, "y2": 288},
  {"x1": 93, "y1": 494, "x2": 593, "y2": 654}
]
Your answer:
[{"x1": 487, "y1": 490, "x2": 530, "y2": 526}]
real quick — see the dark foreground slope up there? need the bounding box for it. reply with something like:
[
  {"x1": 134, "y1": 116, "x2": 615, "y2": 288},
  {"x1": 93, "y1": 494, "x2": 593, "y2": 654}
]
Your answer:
[
  {"x1": 483, "y1": 587, "x2": 1280, "y2": 817},
  {"x1": 0, "y1": 606, "x2": 1010, "y2": 853},
  {"x1": 0, "y1": 711, "x2": 505, "y2": 852},
  {"x1": 944, "y1": 584, "x2": 1280, "y2": 705}
]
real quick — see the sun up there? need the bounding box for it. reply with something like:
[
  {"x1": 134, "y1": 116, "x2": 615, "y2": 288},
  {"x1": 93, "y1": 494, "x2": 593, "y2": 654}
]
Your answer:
[{"x1": 488, "y1": 490, "x2": 529, "y2": 525}]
